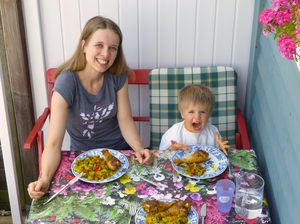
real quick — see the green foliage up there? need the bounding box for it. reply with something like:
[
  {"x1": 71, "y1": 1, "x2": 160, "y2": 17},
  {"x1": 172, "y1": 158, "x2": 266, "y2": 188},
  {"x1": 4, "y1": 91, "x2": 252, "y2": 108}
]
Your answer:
[{"x1": 228, "y1": 150, "x2": 256, "y2": 170}]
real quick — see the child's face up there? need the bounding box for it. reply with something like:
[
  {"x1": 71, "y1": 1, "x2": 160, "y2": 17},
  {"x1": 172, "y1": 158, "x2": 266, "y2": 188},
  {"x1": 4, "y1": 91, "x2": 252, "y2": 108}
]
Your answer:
[{"x1": 180, "y1": 102, "x2": 210, "y2": 133}]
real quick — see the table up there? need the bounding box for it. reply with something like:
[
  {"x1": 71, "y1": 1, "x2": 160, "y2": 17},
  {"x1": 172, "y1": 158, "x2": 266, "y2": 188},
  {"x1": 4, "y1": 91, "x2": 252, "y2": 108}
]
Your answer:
[{"x1": 26, "y1": 149, "x2": 272, "y2": 224}]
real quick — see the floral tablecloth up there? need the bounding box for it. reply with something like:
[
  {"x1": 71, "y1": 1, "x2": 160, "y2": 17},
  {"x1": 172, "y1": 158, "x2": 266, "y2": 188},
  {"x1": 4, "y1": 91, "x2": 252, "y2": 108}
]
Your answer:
[{"x1": 26, "y1": 149, "x2": 272, "y2": 224}]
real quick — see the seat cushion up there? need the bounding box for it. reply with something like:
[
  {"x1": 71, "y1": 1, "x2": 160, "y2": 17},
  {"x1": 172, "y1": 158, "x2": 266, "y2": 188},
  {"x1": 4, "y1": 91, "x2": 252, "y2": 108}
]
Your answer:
[{"x1": 149, "y1": 66, "x2": 237, "y2": 149}]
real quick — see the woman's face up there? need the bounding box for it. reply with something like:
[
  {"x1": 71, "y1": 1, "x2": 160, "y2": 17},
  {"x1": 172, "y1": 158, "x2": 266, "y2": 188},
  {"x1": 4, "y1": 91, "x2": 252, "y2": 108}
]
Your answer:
[
  {"x1": 181, "y1": 102, "x2": 210, "y2": 133},
  {"x1": 82, "y1": 28, "x2": 120, "y2": 73}
]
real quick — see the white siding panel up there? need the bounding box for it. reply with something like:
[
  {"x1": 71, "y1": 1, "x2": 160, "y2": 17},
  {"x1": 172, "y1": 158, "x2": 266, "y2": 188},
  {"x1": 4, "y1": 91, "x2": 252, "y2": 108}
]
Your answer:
[
  {"x1": 140, "y1": 122, "x2": 150, "y2": 147},
  {"x1": 176, "y1": 0, "x2": 197, "y2": 67},
  {"x1": 119, "y1": 0, "x2": 139, "y2": 68},
  {"x1": 129, "y1": 85, "x2": 139, "y2": 116},
  {"x1": 194, "y1": 0, "x2": 216, "y2": 66},
  {"x1": 39, "y1": 0, "x2": 64, "y2": 68},
  {"x1": 22, "y1": 0, "x2": 48, "y2": 117},
  {"x1": 139, "y1": 85, "x2": 149, "y2": 116},
  {"x1": 157, "y1": 0, "x2": 176, "y2": 67},
  {"x1": 99, "y1": 0, "x2": 119, "y2": 24},
  {"x1": 232, "y1": 0, "x2": 255, "y2": 111},
  {"x1": 214, "y1": 0, "x2": 236, "y2": 65},
  {"x1": 139, "y1": 0, "x2": 157, "y2": 68},
  {"x1": 60, "y1": 0, "x2": 81, "y2": 60},
  {"x1": 79, "y1": 0, "x2": 99, "y2": 28}
]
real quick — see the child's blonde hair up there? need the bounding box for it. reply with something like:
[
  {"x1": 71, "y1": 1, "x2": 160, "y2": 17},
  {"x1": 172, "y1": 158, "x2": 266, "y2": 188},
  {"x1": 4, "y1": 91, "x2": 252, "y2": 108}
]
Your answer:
[{"x1": 178, "y1": 85, "x2": 215, "y2": 115}]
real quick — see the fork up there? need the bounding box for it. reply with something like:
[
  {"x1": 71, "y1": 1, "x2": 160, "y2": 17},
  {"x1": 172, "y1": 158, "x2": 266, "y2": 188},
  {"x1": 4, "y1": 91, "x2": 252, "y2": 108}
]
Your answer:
[
  {"x1": 137, "y1": 175, "x2": 168, "y2": 191},
  {"x1": 227, "y1": 158, "x2": 233, "y2": 179},
  {"x1": 128, "y1": 202, "x2": 137, "y2": 224}
]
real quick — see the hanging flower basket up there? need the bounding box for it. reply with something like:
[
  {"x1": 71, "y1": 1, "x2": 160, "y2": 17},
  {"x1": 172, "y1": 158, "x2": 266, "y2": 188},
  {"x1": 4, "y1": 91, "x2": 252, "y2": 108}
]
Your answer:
[{"x1": 259, "y1": 0, "x2": 300, "y2": 61}]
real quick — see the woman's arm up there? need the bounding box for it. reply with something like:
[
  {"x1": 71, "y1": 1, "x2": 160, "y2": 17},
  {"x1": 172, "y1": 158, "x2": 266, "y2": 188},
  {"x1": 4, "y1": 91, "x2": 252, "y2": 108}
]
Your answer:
[
  {"x1": 116, "y1": 79, "x2": 152, "y2": 164},
  {"x1": 41, "y1": 92, "x2": 68, "y2": 180},
  {"x1": 28, "y1": 92, "x2": 68, "y2": 199}
]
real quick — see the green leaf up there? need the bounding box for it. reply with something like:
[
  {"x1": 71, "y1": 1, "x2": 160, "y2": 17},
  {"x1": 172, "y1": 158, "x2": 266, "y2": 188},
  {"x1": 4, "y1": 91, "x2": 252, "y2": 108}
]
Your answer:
[
  {"x1": 73, "y1": 205, "x2": 99, "y2": 221},
  {"x1": 228, "y1": 150, "x2": 256, "y2": 170},
  {"x1": 56, "y1": 205, "x2": 72, "y2": 221}
]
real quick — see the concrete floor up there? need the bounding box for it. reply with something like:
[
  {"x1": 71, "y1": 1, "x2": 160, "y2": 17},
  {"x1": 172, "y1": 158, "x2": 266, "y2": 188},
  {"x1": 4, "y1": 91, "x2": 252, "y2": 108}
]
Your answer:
[
  {"x1": 0, "y1": 211, "x2": 26, "y2": 224},
  {"x1": 0, "y1": 215, "x2": 12, "y2": 224}
]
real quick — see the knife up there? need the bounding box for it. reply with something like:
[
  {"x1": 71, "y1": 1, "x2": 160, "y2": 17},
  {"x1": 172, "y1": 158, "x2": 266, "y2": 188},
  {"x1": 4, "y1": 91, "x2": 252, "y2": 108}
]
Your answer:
[
  {"x1": 200, "y1": 203, "x2": 207, "y2": 224},
  {"x1": 43, "y1": 172, "x2": 83, "y2": 205}
]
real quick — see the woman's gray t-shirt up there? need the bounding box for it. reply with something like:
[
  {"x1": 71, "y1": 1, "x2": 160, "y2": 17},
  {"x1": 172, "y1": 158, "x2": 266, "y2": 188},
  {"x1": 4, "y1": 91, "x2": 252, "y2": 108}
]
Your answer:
[{"x1": 53, "y1": 70, "x2": 128, "y2": 150}]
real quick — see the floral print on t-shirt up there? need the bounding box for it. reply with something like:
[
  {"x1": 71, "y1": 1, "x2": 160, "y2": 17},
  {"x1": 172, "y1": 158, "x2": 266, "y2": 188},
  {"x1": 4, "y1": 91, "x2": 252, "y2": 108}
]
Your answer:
[{"x1": 80, "y1": 103, "x2": 114, "y2": 139}]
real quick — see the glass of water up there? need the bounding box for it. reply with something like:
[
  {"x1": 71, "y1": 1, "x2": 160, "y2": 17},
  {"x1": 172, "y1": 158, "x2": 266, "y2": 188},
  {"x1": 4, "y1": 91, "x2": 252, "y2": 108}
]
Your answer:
[{"x1": 235, "y1": 172, "x2": 264, "y2": 219}]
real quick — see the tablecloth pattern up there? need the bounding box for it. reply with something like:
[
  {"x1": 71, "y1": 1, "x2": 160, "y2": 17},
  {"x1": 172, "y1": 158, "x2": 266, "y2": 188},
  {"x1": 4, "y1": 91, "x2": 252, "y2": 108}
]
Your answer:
[{"x1": 26, "y1": 149, "x2": 272, "y2": 224}]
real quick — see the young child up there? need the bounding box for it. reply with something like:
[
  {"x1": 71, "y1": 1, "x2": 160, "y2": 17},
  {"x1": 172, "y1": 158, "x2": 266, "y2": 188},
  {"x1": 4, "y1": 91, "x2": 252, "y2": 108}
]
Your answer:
[{"x1": 159, "y1": 84, "x2": 229, "y2": 155}]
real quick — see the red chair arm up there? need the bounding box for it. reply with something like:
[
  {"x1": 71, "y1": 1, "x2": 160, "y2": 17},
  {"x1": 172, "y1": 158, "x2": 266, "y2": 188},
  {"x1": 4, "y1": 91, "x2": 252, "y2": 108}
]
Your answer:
[
  {"x1": 23, "y1": 107, "x2": 50, "y2": 150},
  {"x1": 236, "y1": 109, "x2": 251, "y2": 149},
  {"x1": 133, "y1": 116, "x2": 150, "y2": 122}
]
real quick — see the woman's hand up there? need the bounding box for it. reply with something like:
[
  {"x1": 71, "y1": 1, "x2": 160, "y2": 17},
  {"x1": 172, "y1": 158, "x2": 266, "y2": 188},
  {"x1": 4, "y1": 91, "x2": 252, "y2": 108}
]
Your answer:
[
  {"x1": 27, "y1": 178, "x2": 50, "y2": 200},
  {"x1": 134, "y1": 149, "x2": 154, "y2": 164},
  {"x1": 215, "y1": 133, "x2": 230, "y2": 155}
]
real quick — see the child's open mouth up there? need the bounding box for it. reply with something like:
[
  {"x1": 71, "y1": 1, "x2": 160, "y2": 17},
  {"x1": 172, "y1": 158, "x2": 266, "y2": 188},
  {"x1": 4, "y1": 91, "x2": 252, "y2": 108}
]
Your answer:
[{"x1": 192, "y1": 122, "x2": 201, "y2": 131}]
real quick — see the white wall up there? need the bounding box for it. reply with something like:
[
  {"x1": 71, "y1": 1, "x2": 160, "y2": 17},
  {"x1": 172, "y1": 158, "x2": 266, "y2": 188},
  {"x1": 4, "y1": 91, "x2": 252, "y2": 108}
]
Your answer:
[{"x1": 22, "y1": 0, "x2": 256, "y2": 150}]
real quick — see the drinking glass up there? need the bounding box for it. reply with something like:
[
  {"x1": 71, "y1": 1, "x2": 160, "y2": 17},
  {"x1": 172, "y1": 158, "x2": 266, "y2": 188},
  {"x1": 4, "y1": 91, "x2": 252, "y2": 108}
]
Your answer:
[
  {"x1": 216, "y1": 179, "x2": 235, "y2": 213},
  {"x1": 235, "y1": 172, "x2": 264, "y2": 219}
]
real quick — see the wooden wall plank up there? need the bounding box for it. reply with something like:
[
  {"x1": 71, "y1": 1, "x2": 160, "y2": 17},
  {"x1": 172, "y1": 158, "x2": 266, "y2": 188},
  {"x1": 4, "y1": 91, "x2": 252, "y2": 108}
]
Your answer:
[
  {"x1": 0, "y1": 63, "x2": 23, "y2": 223},
  {"x1": 176, "y1": 0, "x2": 197, "y2": 66},
  {"x1": 99, "y1": 0, "x2": 119, "y2": 24},
  {"x1": 60, "y1": 0, "x2": 81, "y2": 59},
  {"x1": 157, "y1": 0, "x2": 177, "y2": 67},
  {"x1": 128, "y1": 85, "x2": 139, "y2": 116},
  {"x1": 139, "y1": 0, "x2": 157, "y2": 68},
  {"x1": 232, "y1": 0, "x2": 255, "y2": 111},
  {"x1": 0, "y1": 0, "x2": 38, "y2": 208},
  {"x1": 214, "y1": 0, "x2": 236, "y2": 65},
  {"x1": 194, "y1": 0, "x2": 216, "y2": 66},
  {"x1": 119, "y1": 0, "x2": 139, "y2": 68},
  {"x1": 79, "y1": 0, "x2": 99, "y2": 27},
  {"x1": 39, "y1": 0, "x2": 64, "y2": 68}
]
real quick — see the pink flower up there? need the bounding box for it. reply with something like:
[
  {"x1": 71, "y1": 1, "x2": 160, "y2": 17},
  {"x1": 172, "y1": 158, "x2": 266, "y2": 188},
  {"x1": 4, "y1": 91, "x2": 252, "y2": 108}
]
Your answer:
[
  {"x1": 190, "y1": 193, "x2": 202, "y2": 201},
  {"x1": 272, "y1": 0, "x2": 291, "y2": 10},
  {"x1": 259, "y1": 9, "x2": 275, "y2": 25},
  {"x1": 135, "y1": 183, "x2": 147, "y2": 190},
  {"x1": 259, "y1": 0, "x2": 300, "y2": 60},
  {"x1": 277, "y1": 34, "x2": 296, "y2": 60},
  {"x1": 274, "y1": 9, "x2": 292, "y2": 25},
  {"x1": 295, "y1": 26, "x2": 300, "y2": 38}
]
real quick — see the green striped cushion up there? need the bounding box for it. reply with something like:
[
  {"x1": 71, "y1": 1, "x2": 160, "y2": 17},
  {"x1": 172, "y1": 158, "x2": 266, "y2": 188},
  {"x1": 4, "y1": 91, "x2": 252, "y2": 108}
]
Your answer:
[{"x1": 149, "y1": 66, "x2": 237, "y2": 149}]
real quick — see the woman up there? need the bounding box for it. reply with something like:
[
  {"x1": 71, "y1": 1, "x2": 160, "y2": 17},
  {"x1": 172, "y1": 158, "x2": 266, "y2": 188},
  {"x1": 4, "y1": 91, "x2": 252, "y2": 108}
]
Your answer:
[{"x1": 28, "y1": 16, "x2": 152, "y2": 200}]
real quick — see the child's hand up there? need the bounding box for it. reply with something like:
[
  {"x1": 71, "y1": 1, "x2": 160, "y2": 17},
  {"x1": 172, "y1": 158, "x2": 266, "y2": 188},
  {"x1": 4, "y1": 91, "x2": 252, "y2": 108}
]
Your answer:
[
  {"x1": 168, "y1": 140, "x2": 189, "y2": 151},
  {"x1": 215, "y1": 133, "x2": 230, "y2": 155}
]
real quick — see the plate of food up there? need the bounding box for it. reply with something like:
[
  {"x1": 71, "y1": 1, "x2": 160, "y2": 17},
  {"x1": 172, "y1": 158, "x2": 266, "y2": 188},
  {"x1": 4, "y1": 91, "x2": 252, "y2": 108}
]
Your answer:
[
  {"x1": 71, "y1": 148, "x2": 129, "y2": 184},
  {"x1": 135, "y1": 199, "x2": 198, "y2": 224},
  {"x1": 171, "y1": 145, "x2": 228, "y2": 180}
]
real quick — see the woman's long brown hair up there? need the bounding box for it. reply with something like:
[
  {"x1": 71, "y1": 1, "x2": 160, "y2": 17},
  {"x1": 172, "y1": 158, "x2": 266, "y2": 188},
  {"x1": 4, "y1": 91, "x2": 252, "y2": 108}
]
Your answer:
[{"x1": 55, "y1": 16, "x2": 128, "y2": 78}]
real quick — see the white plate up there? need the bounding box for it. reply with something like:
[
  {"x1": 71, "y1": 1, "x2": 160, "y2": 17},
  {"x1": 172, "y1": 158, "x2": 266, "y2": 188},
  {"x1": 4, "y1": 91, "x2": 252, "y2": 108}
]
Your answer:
[
  {"x1": 171, "y1": 145, "x2": 228, "y2": 180},
  {"x1": 71, "y1": 148, "x2": 129, "y2": 184},
  {"x1": 135, "y1": 200, "x2": 198, "y2": 224}
]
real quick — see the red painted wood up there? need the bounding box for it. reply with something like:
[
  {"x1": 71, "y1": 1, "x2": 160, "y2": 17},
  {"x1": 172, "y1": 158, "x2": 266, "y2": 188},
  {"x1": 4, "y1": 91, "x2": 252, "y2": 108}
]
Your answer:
[{"x1": 237, "y1": 109, "x2": 251, "y2": 149}]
